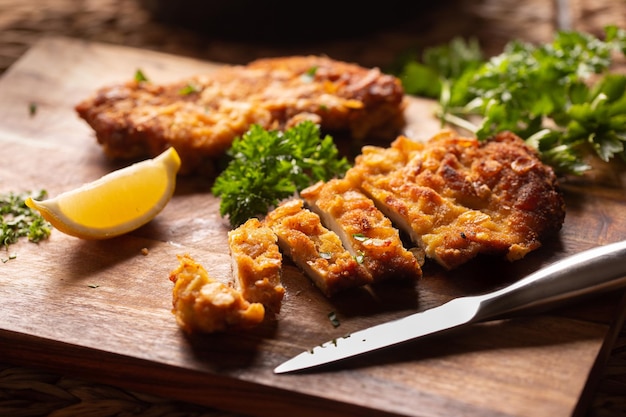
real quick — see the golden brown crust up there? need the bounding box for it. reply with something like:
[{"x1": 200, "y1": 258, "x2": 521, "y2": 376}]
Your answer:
[
  {"x1": 169, "y1": 254, "x2": 265, "y2": 334},
  {"x1": 301, "y1": 178, "x2": 422, "y2": 282},
  {"x1": 263, "y1": 199, "x2": 371, "y2": 297},
  {"x1": 228, "y1": 218, "x2": 284, "y2": 314},
  {"x1": 348, "y1": 130, "x2": 566, "y2": 269},
  {"x1": 75, "y1": 55, "x2": 406, "y2": 174}
]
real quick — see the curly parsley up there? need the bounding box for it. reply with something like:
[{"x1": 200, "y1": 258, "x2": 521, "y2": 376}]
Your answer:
[
  {"x1": 1, "y1": 190, "x2": 51, "y2": 253},
  {"x1": 395, "y1": 25, "x2": 626, "y2": 175},
  {"x1": 212, "y1": 121, "x2": 351, "y2": 227}
]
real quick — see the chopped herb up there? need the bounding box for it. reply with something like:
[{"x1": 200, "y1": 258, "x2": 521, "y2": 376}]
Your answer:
[
  {"x1": 352, "y1": 233, "x2": 368, "y2": 242},
  {"x1": 301, "y1": 66, "x2": 318, "y2": 82},
  {"x1": 394, "y1": 25, "x2": 626, "y2": 175},
  {"x1": 28, "y1": 216, "x2": 51, "y2": 242},
  {"x1": 179, "y1": 83, "x2": 201, "y2": 95},
  {"x1": 29, "y1": 102, "x2": 37, "y2": 117},
  {"x1": 354, "y1": 251, "x2": 365, "y2": 264},
  {"x1": 134, "y1": 69, "x2": 149, "y2": 82},
  {"x1": 328, "y1": 311, "x2": 340, "y2": 328},
  {"x1": 1, "y1": 253, "x2": 17, "y2": 263},
  {"x1": 1, "y1": 190, "x2": 51, "y2": 252},
  {"x1": 88, "y1": 284, "x2": 100, "y2": 288},
  {"x1": 212, "y1": 121, "x2": 351, "y2": 227}
]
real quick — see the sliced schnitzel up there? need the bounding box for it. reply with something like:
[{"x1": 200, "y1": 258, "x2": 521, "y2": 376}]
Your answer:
[
  {"x1": 301, "y1": 178, "x2": 422, "y2": 282},
  {"x1": 346, "y1": 130, "x2": 566, "y2": 269},
  {"x1": 264, "y1": 199, "x2": 372, "y2": 297}
]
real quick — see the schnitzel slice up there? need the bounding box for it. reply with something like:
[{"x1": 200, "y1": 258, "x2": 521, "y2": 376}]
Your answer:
[
  {"x1": 228, "y1": 218, "x2": 284, "y2": 314},
  {"x1": 347, "y1": 130, "x2": 566, "y2": 270},
  {"x1": 75, "y1": 55, "x2": 406, "y2": 174},
  {"x1": 264, "y1": 199, "x2": 372, "y2": 297},
  {"x1": 301, "y1": 178, "x2": 422, "y2": 282}
]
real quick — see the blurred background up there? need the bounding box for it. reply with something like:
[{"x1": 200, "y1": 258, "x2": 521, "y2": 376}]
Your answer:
[
  {"x1": 1, "y1": 0, "x2": 624, "y2": 74},
  {"x1": 0, "y1": 0, "x2": 625, "y2": 416}
]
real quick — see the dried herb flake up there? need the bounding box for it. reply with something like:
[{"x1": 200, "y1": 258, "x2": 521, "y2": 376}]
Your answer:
[{"x1": 1, "y1": 190, "x2": 51, "y2": 252}]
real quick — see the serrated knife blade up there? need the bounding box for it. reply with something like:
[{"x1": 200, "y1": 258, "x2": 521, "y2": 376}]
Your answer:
[{"x1": 274, "y1": 239, "x2": 626, "y2": 374}]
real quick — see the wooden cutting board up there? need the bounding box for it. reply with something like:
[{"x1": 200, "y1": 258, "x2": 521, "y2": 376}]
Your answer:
[{"x1": 1, "y1": 37, "x2": 625, "y2": 417}]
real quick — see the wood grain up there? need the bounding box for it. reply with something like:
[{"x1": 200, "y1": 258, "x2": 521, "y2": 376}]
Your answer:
[{"x1": 1, "y1": 37, "x2": 626, "y2": 417}]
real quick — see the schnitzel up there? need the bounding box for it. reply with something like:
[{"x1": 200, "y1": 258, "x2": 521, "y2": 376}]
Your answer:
[
  {"x1": 75, "y1": 55, "x2": 406, "y2": 174},
  {"x1": 346, "y1": 130, "x2": 566, "y2": 269}
]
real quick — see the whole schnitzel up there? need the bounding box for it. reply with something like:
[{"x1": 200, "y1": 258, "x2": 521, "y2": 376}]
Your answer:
[{"x1": 75, "y1": 55, "x2": 406, "y2": 174}]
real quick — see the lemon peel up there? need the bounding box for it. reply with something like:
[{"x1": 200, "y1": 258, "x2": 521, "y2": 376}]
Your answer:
[{"x1": 26, "y1": 147, "x2": 181, "y2": 239}]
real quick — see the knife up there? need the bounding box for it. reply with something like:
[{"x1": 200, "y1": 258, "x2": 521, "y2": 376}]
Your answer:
[{"x1": 274, "y1": 239, "x2": 626, "y2": 374}]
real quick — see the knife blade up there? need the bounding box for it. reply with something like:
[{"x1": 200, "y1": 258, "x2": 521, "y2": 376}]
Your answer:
[{"x1": 274, "y1": 239, "x2": 626, "y2": 374}]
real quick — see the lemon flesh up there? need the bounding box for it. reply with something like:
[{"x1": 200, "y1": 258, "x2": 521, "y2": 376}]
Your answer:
[{"x1": 26, "y1": 147, "x2": 181, "y2": 239}]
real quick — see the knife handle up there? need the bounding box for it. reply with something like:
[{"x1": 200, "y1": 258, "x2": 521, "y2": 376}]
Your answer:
[{"x1": 475, "y1": 239, "x2": 626, "y2": 320}]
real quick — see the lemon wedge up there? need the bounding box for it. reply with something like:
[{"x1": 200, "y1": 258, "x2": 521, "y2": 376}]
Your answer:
[{"x1": 26, "y1": 147, "x2": 181, "y2": 239}]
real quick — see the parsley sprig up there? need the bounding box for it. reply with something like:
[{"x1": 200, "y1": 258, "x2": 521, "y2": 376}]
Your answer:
[
  {"x1": 395, "y1": 25, "x2": 626, "y2": 175},
  {"x1": 1, "y1": 190, "x2": 51, "y2": 251},
  {"x1": 212, "y1": 121, "x2": 350, "y2": 227}
]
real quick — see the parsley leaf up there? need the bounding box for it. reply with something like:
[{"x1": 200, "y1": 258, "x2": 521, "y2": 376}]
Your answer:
[
  {"x1": 397, "y1": 37, "x2": 483, "y2": 98},
  {"x1": 395, "y1": 25, "x2": 626, "y2": 175},
  {"x1": 211, "y1": 121, "x2": 351, "y2": 227}
]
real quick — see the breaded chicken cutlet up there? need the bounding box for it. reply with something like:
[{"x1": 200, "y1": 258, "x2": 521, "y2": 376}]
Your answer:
[
  {"x1": 264, "y1": 199, "x2": 372, "y2": 297},
  {"x1": 75, "y1": 55, "x2": 406, "y2": 174},
  {"x1": 168, "y1": 129, "x2": 565, "y2": 333},
  {"x1": 228, "y1": 218, "x2": 284, "y2": 314},
  {"x1": 301, "y1": 178, "x2": 422, "y2": 282},
  {"x1": 346, "y1": 130, "x2": 566, "y2": 270}
]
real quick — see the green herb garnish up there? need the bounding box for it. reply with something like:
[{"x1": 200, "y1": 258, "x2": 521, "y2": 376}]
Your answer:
[
  {"x1": 1, "y1": 190, "x2": 51, "y2": 250},
  {"x1": 212, "y1": 121, "x2": 350, "y2": 227},
  {"x1": 396, "y1": 37, "x2": 484, "y2": 98},
  {"x1": 352, "y1": 233, "x2": 368, "y2": 242},
  {"x1": 179, "y1": 83, "x2": 201, "y2": 95},
  {"x1": 134, "y1": 69, "x2": 149, "y2": 82},
  {"x1": 302, "y1": 65, "x2": 318, "y2": 82},
  {"x1": 328, "y1": 311, "x2": 340, "y2": 328},
  {"x1": 319, "y1": 252, "x2": 332, "y2": 260},
  {"x1": 354, "y1": 251, "x2": 365, "y2": 264},
  {"x1": 395, "y1": 25, "x2": 626, "y2": 175}
]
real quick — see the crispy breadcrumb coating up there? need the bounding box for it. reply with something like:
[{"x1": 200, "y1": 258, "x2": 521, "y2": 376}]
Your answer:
[
  {"x1": 347, "y1": 130, "x2": 566, "y2": 269},
  {"x1": 301, "y1": 178, "x2": 422, "y2": 282},
  {"x1": 228, "y1": 218, "x2": 284, "y2": 314},
  {"x1": 264, "y1": 199, "x2": 371, "y2": 297},
  {"x1": 169, "y1": 254, "x2": 264, "y2": 333},
  {"x1": 75, "y1": 55, "x2": 406, "y2": 174}
]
